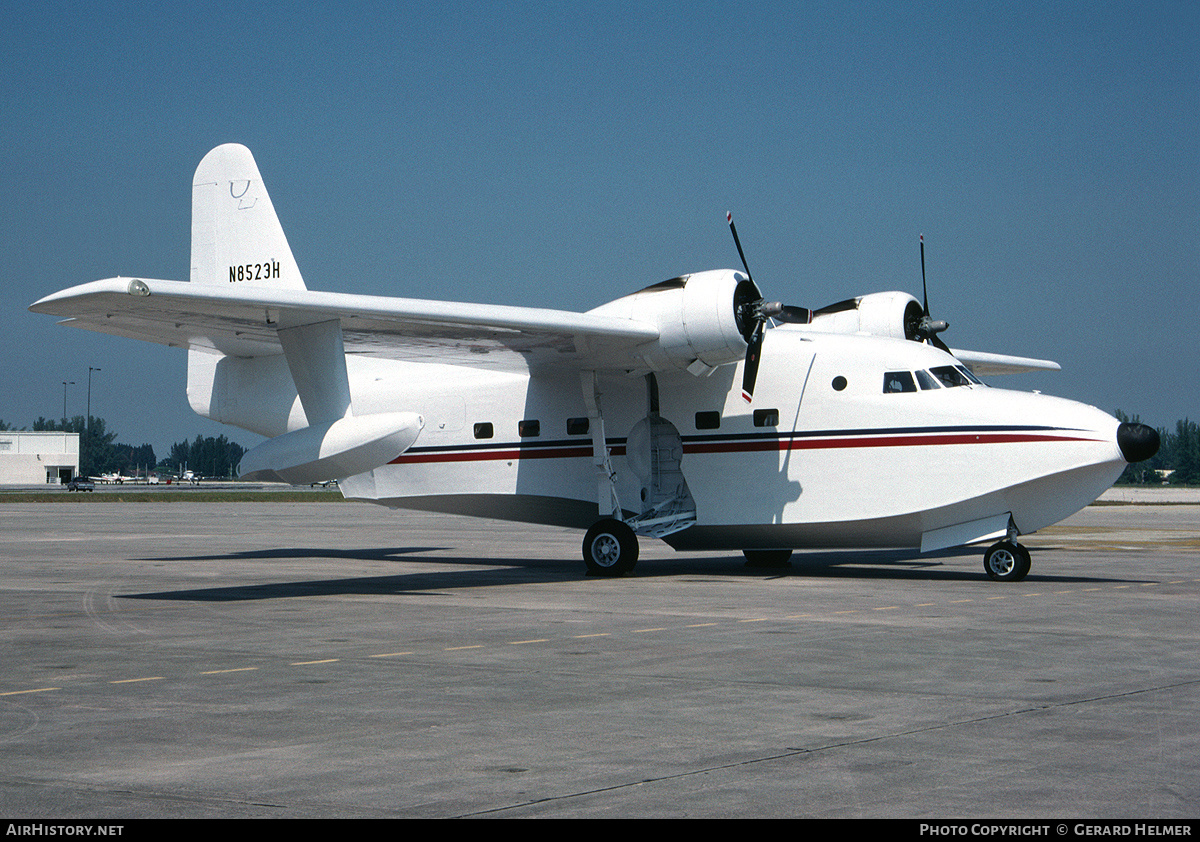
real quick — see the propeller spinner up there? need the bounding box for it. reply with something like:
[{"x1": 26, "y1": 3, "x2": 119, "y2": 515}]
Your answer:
[{"x1": 726, "y1": 212, "x2": 812, "y2": 402}]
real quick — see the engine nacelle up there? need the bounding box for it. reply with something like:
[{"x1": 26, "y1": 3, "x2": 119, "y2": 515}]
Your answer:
[
  {"x1": 807, "y1": 291, "x2": 924, "y2": 342},
  {"x1": 589, "y1": 269, "x2": 757, "y2": 372}
]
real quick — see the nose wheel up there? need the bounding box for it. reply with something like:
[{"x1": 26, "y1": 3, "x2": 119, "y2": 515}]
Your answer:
[
  {"x1": 983, "y1": 541, "x2": 1031, "y2": 582},
  {"x1": 583, "y1": 519, "x2": 639, "y2": 576}
]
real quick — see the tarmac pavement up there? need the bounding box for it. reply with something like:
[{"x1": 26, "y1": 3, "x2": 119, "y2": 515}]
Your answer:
[{"x1": 0, "y1": 499, "x2": 1197, "y2": 818}]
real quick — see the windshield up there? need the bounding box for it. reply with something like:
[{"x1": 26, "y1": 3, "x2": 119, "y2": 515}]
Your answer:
[{"x1": 930, "y1": 365, "x2": 972, "y2": 388}]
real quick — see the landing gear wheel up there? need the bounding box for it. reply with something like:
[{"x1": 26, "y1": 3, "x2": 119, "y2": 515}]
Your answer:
[
  {"x1": 983, "y1": 541, "x2": 1031, "y2": 582},
  {"x1": 742, "y1": 549, "x2": 793, "y2": 568},
  {"x1": 583, "y1": 519, "x2": 639, "y2": 576}
]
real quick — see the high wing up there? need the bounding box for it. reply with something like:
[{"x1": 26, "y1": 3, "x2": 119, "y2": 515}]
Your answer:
[
  {"x1": 949, "y1": 348, "x2": 1061, "y2": 376},
  {"x1": 30, "y1": 276, "x2": 661, "y2": 373}
]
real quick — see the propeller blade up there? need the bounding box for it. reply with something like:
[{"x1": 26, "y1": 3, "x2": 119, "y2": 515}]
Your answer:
[
  {"x1": 915, "y1": 234, "x2": 950, "y2": 350},
  {"x1": 727, "y1": 212, "x2": 753, "y2": 282},
  {"x1": 725, "y1": 211, "x2": 812, "y2": 402},
  {"x1": 920, "y1": 233, "x2": 930, "y2": 317},
  {"x1": 741, "y1": 323, "x2": 765, "y2": 403}
]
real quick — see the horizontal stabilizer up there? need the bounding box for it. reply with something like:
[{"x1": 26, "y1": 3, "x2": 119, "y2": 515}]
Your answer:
[{"x1": 238, "y1": 411, "x2": 423, "y2": 485}]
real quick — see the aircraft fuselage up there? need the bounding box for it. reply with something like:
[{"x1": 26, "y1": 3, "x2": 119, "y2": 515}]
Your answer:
[{"x1": 202, "y1": 326, "x2": 1127, "y2": 554}]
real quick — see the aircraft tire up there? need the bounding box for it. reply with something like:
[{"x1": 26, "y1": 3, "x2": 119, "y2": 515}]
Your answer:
[
  {"x1": 742, "y1": 549, "x2": 793, "y2": 568},
  {"x1": 983, "y1": 541, "x2": 1031, "y2": 582},
  {"x1": 583, "y1": 519, "x2": 638, "y2": 576}
]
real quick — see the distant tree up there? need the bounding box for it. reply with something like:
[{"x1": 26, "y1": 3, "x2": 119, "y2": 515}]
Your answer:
[
  {"x1": 164, "y1": 433, "x2": 246, "y2": 478},
  {"x1": 110, "y1": 442, "x2": 156, "y2": 476},
  {"x1": 1168, "y1": 418, "x2": 1200, "y2": 485},
  {"x1": 167, "y1": 439, "x2": 191, "y2": 470}
]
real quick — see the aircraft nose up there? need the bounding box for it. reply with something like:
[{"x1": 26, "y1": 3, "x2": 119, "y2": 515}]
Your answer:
[{"x1": 1117, "y1": 422, "x2": 1160, "y2": 463}]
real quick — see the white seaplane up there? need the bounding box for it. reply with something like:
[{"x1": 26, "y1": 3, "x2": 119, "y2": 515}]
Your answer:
[{"x1": 31, "y1": 145, "x2": 1159, "y2": 581}]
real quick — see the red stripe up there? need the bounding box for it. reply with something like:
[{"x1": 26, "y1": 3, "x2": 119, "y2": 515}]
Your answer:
[
  {"x1": 389, "y1": 432, "x2": 1100, "y2": 465},
  {"x1": 686, "y1": 433, "x2": 1097, "y2": 454}
]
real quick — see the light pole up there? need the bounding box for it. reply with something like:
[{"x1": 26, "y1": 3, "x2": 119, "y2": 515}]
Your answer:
[
  {"x1": 87, "y1": 367, "x2": 101, "y2": 431},
  {"x1": 62, "y1": 381, "x2": 75, "y2": 425}
]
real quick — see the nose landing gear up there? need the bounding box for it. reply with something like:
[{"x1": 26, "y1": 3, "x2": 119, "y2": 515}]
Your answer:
[{"x1": 983, "y1": 540, "x2": 1031, "y2": 582}]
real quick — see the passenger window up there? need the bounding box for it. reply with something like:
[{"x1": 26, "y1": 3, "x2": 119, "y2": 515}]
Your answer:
[
  {"x1": 883, "y1": 371, "x2": 917, "y2": 393},
  {"x1": 473, "y1": 422, "x2": 494, "y2": 439},
  {"x1": 566, "y1": 417, "x2": 589, "y2": 435},
  {"x1": 518, "y1": 420, "x2": 540, "y2": 437},
  {"x1": 753, "y1": 408, "x2": 780, "y2": 427},
  {"x1": 695, "y1": 411, "x2": 721, "y2": 430},
  {"x1": 915, "y1": 370, "x2": 941, "y2": 390}
]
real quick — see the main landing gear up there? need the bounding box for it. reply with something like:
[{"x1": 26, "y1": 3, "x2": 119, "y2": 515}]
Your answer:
[
  {"x1": 983, "y1": 540, "x2": 1031, "y2": 582},
  {"x1": 583, "y1": 518, "x2": 639, "y2": 576}
]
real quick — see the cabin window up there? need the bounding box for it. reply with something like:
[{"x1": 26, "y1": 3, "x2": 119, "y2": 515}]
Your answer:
[
  {"x1": 883, "y1": 371, "x2": 917, "y2": 393},
  {"x1": 831, "y1": 376, "x2": 847, "y2": 391},
  {"x1": 695, "y1": 411, "x2": 721, "y2": 430},
  {"x1": 753, "y1": 408, "x2": 780, "y2": 427},
  {"x1": 473, "y1": 422, "x2": 494, "y2": 439},
  {"x1": 518, "y1": 420, "x2": 540, "y2": 437},
  {"x1": 915, "y1": 369, "x2": 941, "y2": 390},
  {"x1": 566, "y1": 417, "x2": 589, "y2": 435}
]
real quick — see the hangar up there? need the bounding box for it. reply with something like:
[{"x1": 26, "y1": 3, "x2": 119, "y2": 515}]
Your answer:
[{"x1": 0, "y1": 431, "x2": 80, "y2": 485}]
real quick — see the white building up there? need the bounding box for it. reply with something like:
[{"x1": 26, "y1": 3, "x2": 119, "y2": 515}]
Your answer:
[{"x1": 0, "y1": 431, "x2": 80, "y2": 485}]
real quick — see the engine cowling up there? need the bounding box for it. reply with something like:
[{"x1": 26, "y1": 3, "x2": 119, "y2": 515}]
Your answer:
[
  {"x1": 807, "y1": 291, "x2": 925, "y2": 342},
  {"x1": 589, "y1": 269, "x2": 757, "y2": 372}
]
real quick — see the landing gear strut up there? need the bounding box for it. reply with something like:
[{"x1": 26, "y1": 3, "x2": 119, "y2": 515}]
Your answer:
[
  {"x1": 583, "y1": 519, "x2": 639, "y2": 576},
  {"x1": 983, "y1": 540, "x2": 1031, "y2": 582}
]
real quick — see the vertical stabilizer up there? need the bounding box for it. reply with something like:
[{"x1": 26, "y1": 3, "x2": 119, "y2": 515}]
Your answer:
[
  {"x1": 190, "y1": 143, "x2": 306, "y2": 290},
  {"x1": 188, "y1": 144, "x2": 307, "y2": 427}
]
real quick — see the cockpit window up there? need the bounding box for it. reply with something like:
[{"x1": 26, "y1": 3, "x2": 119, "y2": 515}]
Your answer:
[
  {"x1": 915, "y1": 369, "x2": 941, "y2": 390},
  {"x1": 883, "y1": 371, "x2": 917, "y2": 393},
  {"x1": 887, "y1": 366, "x2": 985, "y2": 394},
  {"x1": 930, "y1": 365, "x2": 972, "y2": 388},
  {"x1": 956, "y1": 365, "x2": 984, "y2": 385}
]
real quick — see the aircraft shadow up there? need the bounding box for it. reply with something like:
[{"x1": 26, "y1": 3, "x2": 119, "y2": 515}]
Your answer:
[{"x1": 119, "y1": 544, "x2": 1136, "y2": 603}]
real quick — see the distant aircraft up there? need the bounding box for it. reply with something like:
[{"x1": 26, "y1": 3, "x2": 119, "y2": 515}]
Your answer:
[
  {"x1": 31, "y1": 144, "x2": 1159, "y2": 581},
  {"x1": 91, "y1": 471, "x2": 156, "y2": 485}
]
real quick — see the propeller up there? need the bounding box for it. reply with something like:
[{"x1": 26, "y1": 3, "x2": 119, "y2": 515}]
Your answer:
[
  {"x1": 908, "y1": 234, "x2": 950, "y2": 352},
  {"x1": 726, "y1": 212, "x2": 812, "y2": 402}
]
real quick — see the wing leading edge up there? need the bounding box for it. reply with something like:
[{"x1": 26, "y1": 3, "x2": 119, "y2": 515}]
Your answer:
[{"x1": 29, "y1": 276, "x2": 661, "y2": 372}]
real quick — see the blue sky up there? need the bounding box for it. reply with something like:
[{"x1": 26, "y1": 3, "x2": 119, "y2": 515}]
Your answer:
[{"x1": 3, "y1": 1, "x2": 1196, "y2": 457}]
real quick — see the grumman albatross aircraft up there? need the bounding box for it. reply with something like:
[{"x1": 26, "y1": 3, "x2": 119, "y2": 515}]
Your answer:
[{"x1": 31, "y1": 144, "x2": 1160, "y2": 582}]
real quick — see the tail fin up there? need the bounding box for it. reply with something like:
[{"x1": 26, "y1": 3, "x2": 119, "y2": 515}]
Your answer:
[
  {"x1": 188, "y1": 144, "x2": 307, "y2": 430},
  {"x1": 190, "y1": 143, "x2": 306, "y2": 290}
]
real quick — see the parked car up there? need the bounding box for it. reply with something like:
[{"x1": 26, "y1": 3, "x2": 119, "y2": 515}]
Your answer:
[{"x1": 66, "y1": 478, "x2": 95, "y2": 492}]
